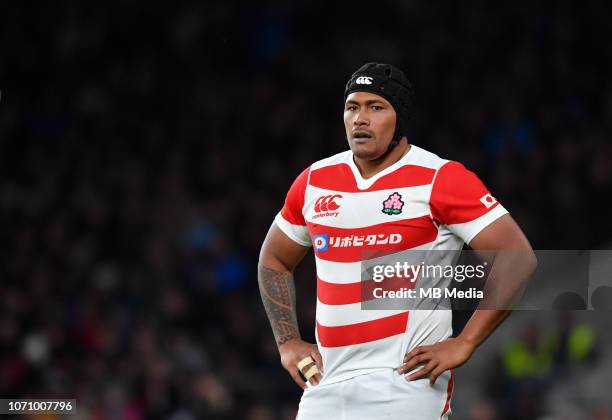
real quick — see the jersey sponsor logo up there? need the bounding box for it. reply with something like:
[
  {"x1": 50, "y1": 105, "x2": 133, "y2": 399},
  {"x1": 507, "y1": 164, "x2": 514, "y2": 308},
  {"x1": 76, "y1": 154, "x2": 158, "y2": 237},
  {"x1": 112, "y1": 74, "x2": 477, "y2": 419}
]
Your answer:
[
  {"x1": 382, "y1": 192, "x2": 404, "y2": 215},
  {"x1": 355, "y1": 76, "x2": 373, "y2": 85},
  {"x1": 313, "y1": 234, "x2": 329, "y2": 251},
  {"x1": 313, "y1": 194, "x2": 342, "y2": 219},
  {"x1": 314, "y1": 233, "x2": 402, "y2": 251},
  {"x1": 479, "y1": 193, "x2": 497, "y2": 208}
]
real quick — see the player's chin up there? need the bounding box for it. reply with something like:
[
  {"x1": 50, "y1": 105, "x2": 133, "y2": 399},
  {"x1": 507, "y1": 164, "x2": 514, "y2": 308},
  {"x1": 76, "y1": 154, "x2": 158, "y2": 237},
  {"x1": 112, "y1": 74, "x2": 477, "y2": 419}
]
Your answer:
[
  {"x1": 350, "y1": 138, "x2": 374, "y2": 152},
  {"x1": 350, "y1": 140, "x2": 382, "y2": 160}
]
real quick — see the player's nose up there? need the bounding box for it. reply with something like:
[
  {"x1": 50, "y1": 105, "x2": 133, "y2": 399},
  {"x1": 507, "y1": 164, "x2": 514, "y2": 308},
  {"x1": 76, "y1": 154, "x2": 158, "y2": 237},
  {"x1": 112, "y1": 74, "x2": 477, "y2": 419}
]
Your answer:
[{"x1": 353, "y1": 112, "x2": 370, "y2": 126}]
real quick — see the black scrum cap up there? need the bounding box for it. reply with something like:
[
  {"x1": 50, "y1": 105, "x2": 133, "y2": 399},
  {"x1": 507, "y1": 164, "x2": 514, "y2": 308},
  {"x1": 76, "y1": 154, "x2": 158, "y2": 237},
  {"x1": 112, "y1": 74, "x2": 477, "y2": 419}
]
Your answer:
[{"x1": 344, "y1": 63, "x2": 416, "y2": 150}]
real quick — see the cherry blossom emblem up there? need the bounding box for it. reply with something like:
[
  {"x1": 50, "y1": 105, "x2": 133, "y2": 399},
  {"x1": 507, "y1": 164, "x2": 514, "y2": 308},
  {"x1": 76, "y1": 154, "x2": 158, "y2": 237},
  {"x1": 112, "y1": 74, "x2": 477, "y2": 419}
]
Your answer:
[{"x1": 382, "y1": 192, "x2": 404, "y2": 215}]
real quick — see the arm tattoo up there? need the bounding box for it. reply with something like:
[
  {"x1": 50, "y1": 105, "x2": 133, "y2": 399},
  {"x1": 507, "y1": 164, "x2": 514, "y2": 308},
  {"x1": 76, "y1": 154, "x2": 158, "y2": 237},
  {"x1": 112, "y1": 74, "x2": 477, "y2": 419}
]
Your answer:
[{"x1": 258, "y1": 265, "x2": 300, "y2": 347}]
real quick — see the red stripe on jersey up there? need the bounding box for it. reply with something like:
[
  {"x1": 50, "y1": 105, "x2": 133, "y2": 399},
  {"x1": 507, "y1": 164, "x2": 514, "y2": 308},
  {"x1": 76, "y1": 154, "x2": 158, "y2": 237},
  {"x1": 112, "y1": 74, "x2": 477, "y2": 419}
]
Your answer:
[
  {"x1": 317, "y1": 277, "x2": 362, "y2": 305},
  {"x1": 317, "y1": 274, "x2": 417, "y2": 306},
  {"x1": 440, "y1": 370, "x2": 454, "y2": 419},
  {"x1": 430, "y1": 161, "x2": 499, "y2": 225},
  {"x1": 281, "y1": 166, "x2": 310, "y2": 225},
  {"x1": 308, "y1": 215, "x2": 437, "y2": 263},
  {"x1": 317, "y1": 312, "x2": 409, "y2": 347},
  {"x1": 309, "y1": 163, "x2": 435, "y2": 192}
]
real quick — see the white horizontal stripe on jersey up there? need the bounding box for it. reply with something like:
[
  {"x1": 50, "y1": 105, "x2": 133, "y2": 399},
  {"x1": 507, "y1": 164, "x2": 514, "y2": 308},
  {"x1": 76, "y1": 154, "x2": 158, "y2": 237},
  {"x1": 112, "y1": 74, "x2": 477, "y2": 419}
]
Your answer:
[
  {"x1": 315, "y1": 299, "x2": 407, "y2": 327},
  {"x1": 304, "y1": 185, "x2": 432, "y2": 227},
  {"x1": 308, "y1": 145, "x2": 447, "y2": 172},
  {"x1": 448, "y1": 204, "x2": 509, "y2": 244},
  {"x1": 274, "y1": 213, "x2": 311, "y2": 247},
  {"x1": 310, "y1": 150, "x2": 352, "y2": 171},
  {"x1": 317, "y1": 334, "x2": 405, "y2": 385},
  {"x1": 403, "y1": 310, "x2": 453, "y2": 352}
]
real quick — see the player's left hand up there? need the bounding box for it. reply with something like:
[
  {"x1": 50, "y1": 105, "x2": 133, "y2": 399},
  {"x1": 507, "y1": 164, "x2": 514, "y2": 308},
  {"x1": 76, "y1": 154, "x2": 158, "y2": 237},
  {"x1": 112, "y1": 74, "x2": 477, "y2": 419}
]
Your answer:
[{"x1": 397, "y1": 337, "x2": 475, "y2": 385}]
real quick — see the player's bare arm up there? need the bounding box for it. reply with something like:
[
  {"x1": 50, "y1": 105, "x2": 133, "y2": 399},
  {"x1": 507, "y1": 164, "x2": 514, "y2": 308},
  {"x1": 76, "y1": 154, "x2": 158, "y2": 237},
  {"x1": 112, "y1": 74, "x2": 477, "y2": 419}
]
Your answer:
[
  {"x1": 399, "y1": 214, "x2": 537, "y2": 385},
  {"x1": 258, "y1": 266, "x2": 301, "y2": 346},
  {"x1": 259, "y1": 223, "x2": 324, "y2": 389}
]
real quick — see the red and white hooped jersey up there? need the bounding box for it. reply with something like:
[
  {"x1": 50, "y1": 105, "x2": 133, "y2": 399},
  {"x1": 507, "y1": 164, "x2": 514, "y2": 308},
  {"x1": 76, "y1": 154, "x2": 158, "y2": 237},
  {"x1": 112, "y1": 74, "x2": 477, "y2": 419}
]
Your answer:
[{"x1": 274, "y1": 145, "x2": 508, "y2": 385}]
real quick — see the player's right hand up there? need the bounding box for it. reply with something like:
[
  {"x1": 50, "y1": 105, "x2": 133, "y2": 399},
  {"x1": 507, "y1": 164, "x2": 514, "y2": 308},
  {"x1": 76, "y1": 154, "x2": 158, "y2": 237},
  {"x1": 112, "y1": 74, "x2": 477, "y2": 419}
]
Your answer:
[{"x1": 278, "y1": 338, "x2": 324, "y2": 389}]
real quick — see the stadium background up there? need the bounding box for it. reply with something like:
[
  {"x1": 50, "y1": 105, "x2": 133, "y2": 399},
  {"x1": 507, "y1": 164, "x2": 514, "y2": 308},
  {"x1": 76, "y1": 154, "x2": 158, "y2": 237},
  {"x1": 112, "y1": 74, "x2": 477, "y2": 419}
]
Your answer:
[{"x1": 1, "y1": 1, "x2": 611, "y2": 419}]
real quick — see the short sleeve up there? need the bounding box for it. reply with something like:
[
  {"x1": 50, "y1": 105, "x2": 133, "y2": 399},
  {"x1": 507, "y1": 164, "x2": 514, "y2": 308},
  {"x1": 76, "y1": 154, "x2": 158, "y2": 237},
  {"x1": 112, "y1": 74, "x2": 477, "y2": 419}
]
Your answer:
[
  {"x1": 430, "y1": 161, "x2": 508, "y2": 244},
  {"x1": 274, "y1": 166, "x2": 312, "y2": 247}
]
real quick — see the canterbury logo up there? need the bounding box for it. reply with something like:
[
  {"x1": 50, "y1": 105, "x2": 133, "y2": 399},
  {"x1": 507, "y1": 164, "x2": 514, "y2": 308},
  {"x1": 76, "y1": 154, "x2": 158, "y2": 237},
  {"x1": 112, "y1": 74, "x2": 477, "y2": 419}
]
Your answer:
[
  {"x1": 314, "y1": 195, "x2": 342, "y2": 212},
  {"x1": 355, "y1": 76, "x2": 373, "y2": 85}
]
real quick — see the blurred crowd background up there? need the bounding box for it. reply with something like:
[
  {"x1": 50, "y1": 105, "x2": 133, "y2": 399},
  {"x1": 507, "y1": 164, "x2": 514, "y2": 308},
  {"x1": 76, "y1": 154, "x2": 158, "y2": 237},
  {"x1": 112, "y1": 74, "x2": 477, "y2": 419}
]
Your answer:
[{"x1": 1, "y1": 1, "x2": 611, "y2": 419}]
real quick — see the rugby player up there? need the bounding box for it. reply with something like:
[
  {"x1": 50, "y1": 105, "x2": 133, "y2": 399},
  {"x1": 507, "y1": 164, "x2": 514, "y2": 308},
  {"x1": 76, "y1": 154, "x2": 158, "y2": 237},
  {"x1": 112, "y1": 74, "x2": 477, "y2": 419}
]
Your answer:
[{"x1": 258, "y1": 63, "x2": 536, "y2": 419}]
